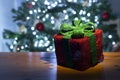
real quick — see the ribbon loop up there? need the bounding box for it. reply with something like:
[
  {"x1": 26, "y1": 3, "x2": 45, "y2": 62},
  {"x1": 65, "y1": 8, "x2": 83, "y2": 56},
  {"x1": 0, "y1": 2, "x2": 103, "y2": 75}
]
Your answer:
[{"x1": 60, "y1": 20, "x2": 96, "y2": 38}]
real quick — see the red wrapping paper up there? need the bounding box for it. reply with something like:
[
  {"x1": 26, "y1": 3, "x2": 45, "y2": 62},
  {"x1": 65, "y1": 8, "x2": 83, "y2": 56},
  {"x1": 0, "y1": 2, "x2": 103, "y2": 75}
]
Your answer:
[{"x1": 54, "y1": 29, "x2": 103, "y2": 71}]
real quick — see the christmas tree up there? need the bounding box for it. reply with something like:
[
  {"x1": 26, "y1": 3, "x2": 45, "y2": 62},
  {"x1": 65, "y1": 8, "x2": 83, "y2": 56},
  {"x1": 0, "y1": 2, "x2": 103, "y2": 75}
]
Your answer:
[{"x1": 3, "y1": 0, "x2": 119, "y2": 52}]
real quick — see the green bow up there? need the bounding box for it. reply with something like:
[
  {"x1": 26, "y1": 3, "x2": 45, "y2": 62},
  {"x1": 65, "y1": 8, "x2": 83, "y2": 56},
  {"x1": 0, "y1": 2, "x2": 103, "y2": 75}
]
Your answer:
[
  {"x1": 60, "y1": 20, "x2": 98, "y2": 65},
  {"x1": 60, "y1": 20, "x2": 95, "y2": 39}
]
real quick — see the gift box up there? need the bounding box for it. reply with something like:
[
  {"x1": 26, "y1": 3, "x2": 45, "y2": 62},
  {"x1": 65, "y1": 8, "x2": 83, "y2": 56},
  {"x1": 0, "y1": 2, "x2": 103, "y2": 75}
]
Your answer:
[{"x1": 54, "y1": 20, "x2": 104, "y2": 71}]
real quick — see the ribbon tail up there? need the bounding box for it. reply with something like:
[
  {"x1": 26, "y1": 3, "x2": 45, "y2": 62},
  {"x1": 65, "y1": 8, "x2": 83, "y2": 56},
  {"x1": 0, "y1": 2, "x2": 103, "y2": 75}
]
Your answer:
[{"x1": 86, "y1": 33, "x2": 98, "y2": 65}]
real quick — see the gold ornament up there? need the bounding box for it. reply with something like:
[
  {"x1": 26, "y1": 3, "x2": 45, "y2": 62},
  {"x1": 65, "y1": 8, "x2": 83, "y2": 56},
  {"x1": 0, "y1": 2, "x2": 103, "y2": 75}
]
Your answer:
[
  {"x1": 82, "y1": 1, "x2": 88, "y2": 7},
  {"x1": 19, "y1": 25, "x2": 27, "y2": 33}
]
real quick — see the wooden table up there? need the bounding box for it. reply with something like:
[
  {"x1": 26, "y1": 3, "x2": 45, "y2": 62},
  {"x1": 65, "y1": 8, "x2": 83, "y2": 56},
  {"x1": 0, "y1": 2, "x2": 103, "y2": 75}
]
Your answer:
[{"x1": 0, "y1": 52, "x2": 120, "y2": 80}]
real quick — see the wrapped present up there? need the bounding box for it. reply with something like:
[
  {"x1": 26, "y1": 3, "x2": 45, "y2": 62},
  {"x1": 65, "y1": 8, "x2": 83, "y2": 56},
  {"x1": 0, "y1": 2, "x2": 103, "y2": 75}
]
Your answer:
[{"x1": 54, "y1": 20, "x2": 104, "y2": 71}]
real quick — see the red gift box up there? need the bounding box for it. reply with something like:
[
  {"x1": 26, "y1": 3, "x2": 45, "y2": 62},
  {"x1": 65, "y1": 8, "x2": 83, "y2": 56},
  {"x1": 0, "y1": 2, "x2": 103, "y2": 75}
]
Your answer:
[{"x1": 54, "y1": 29, "x2": 103, "y2": 71}]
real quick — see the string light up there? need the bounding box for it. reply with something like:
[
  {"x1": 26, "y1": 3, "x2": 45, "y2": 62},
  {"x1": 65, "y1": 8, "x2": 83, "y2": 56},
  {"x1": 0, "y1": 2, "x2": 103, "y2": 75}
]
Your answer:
[
  {"x1": 34, "y1": 9, "x2": 37, "y2": 13},
  {"x1": 42, "y1": 18, "x2": 46, "y2": 21},
  {"x1": 15, "y1": 37, "x2": 18, "y2": 40},
  {"x1": 51, "y1": 20, "x2": 55, "y2": 24},
  {"x1": 54, "y1": 2, "x2": 58, "y2": 5},
  {"x1": 58, "y1": 0, "x2": 62, "y2": 3},
  {"x1": 31, "y1": 1, "x2": 36, "y2": 5},
  {"x1": 51, "y1": 16, "x2": 54, "y2": 20},
  {"x1": 33, "y1": 31, "x2": 36, "y2": 35},
  {"x1": 34, "y1": 41, "x2": 38, "y2": 47},
  {"x1": 21, "y1": 46, "x2": 24, "y2": 49},
  {"x1": 25, "y1": 44, "x2": 28, "y2": 48},
  {"x1": 45, "y1": 14, "x2": 49, "y2": 18},
  {"x1": 38, "y1": 8, "x2": 41, "y2": 12},
  {"x1": 13, "y1": 40, "x2": 17, "y2": 45},
  {"x1": 108, "y1": 35, "x2": 112, "y2": 39},
  {"x1": 47, "y1": 6, "x2": 51, "y2": 9},
  {"x1": 79, "y1": 10, "x2": 83, "y2": 15},
  {"x1": 73, "y1": 0, "x2": 77, "y2": 2},
  {"x1": 64, "y1": 15, "x2": 69, "y2": 20},
  {"x1": 44, "y1": 36, "x2": 48, "y2": 40},
  {"x1": 67, "y1": 0, "x2": 72, "y2": 2},
  {"x1": 87, "y1": 13, "x2": 91, "y2": 17},
  {"x1": 83, "y1": 11, "x2": 86, "y2": 15},
  {"x1": 37, "y1": 16, "x2": 40, "y2": 19},
  {"x1": 17, "y1": 47, "x2": 20, "y2": 51},
  {"x1": 81, "y1": 17, "x2": 86, "y2": 21},
  {"x1": 74, "y1": 17, "x2": 79, "y2": 20},
  {"x1": 31, "y1": 27, "x2": 35, "y2": 30},
  {"x1": 10, "y1": 45, "x2": 14, "y2": 49},
  {"x1": 36, "y1": 35, "x2": 39, "y2": 38},
  {"x1": 112, "y1": 41, "x2": 116, "y2": 45},
  {"x1": 34, "y1": 0, "x2": 38, "y2": 2},
  {"x1": 72, "y1": 10, "x2": 76, "y2": 14},
  {"x1": 26, "y1": 16, "x2": 30, "y2": 20},
  {"x1": 29, "y1": 10, "x2": 33, "y2": 14},
  {"x1": 44, "y1": 0, "x2": 50, "y2": 5},
  {"x1": 63, "y1": 10, "x2": 67, "y2": 13}
]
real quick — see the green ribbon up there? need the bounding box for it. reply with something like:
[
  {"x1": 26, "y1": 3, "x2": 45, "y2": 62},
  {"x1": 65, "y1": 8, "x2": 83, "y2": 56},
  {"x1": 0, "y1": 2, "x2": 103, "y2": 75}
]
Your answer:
[{"x1": 60, "y1": 20, "x2": 98, "y2": 66}]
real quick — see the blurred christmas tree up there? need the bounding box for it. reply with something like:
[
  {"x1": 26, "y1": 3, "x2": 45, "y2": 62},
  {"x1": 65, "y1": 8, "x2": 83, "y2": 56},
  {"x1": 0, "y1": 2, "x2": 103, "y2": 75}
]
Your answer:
[{"x1": 3, "y1": 0, "x2": 119, "y2": 52}]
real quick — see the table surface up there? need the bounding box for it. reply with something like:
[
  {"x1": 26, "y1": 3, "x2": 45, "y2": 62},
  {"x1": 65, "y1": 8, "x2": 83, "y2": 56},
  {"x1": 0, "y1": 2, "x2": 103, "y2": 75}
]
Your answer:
[{"x1": 0, "y1": 52, "x2": 120, "y2": 80}]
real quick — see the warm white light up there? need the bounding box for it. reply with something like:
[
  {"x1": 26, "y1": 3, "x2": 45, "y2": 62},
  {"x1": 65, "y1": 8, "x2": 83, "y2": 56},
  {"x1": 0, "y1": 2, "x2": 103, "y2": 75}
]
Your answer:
[
  {"x1": 74, "y1": 17, "x2": 78, "y2": 20},
  {"x1": 17, "y1": 48, "x2": 20, "y2": 51},
  {"x1": 67, "y1": 0, "x2": 72, "y2": 2},
  {"x1": 108, "y1": 35, "x2": 112, "y2": 39},
  {"x1": 29, "y1": 10, "x2": 33, "y2": 14},
  {"x1": 81, "y1": 17, "x2": 86, "y2": 21},
  {"x1": 33, "y1": 32, "x2": 36, "y2": 35},
  {"x1": 63, "y1": 10, "x2": 67, "y2": 13},
  {"x1": 112, "y1": 41, "x2": 116, "y2": 45},
  {"x1": 45, "y1": 14, "x2": 49, "y2": 18},
  {"x1": 21, "y1": 46, "x2": 24, "y2": 49},
  {"x1": 34, "y1": 41, "x2": 38, "y2": 47},
  {"x1": 47, "y1": 6, "x2": 51, "y2": 9},
  {"x1": 32, "y1": 2, "x2": 35, "y2": 5},
  {"x1": 36, "y1": 35, "x2": 39, "y2": 38},
  {"x1": 51, "y1": 4, "x2": 56, "y2": 7},
  {"x1": 31, "y1": 27, "x2": 35, "y2": 30},
  {"x1": 95, "y1": 16, "x2": 98, "y2": 19},
  {"x1": 87, "y1": 13, "x2": 91, "y2": 17},
  {"x1": 95, "y1": 18, "x2": 98, "y2": 22},
  {"x1": 51, "y1": 20, "x2": 55, "y2": 24},
  {"x1": 25, "y1": 44, "x2": 28, "y2": 48},
  {"x1": 13, "y1": 40, "x2": 17, "y2": 45},
  {"x1": 73, "y1": 0, "x2": 77, "y2": 2},
  {"x1": 54, "y1": 2, "x2": 58, "y2": 5},
  {"x1": 44, "y1": 36, "x2": 48, "y2": 40},
  {"x1": 15, "y1": 37, "x2": 18, "y2": 40},
  {"x1": 51, "y1": 16, "x2": 54, "y2": 20},
  {"x1": 34, "y1": 9, "x2": 37, "y2": 13},
  {"x1": 45, "y1": 41, "x2": 50, "y2": 46},
  {"x1": 26, "y1": 17, "x2": 30, "y2": 20},
  {"x1": 38, "y1": 8, "x2": 41, "y2": 12},
  {"x1": 39, "y1": 40, "x2": 44, "y2": 44},
  {"x1": 42, "y1": 10, "x2": 46, "y2": 13},
  {"x1": 58, "y1": 0, "x2": 62, "y2": 3},
  {"x1": 47, "y1": 48, "x2": 50, "y2": 51},
  {"x1": 64, "y1": 15, "x2": 69, "y2": 20},
  {"x1": 83, "y1": 11, "x2": 86, "y2": 15},
  {"x1": 44, "y1": 0, "x2": 50, "y2": 5},
  {"x1": 37, "y1": 16, "x2": 40, "y2": 19},
  {"x1": 10, "y1": 45, "x2": 14, "y2": 49},
  {"x1": 42, "y1": 18, "x2": 46, "y2": 21},
  {"x1": 34, "y1": 0, "x2": 38, "y2": 2},
  {"x1": 49, "y1": 46, "x2": 53, "y2": 49},
  {"x1": 72, "y1": 10, "x2": 76, "y2": 14},
  {"x1": 79, "y1": 10, "x2": 83, "y2": 15}
]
